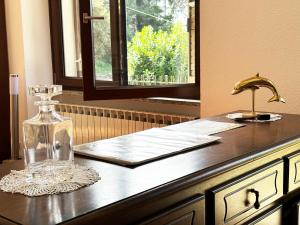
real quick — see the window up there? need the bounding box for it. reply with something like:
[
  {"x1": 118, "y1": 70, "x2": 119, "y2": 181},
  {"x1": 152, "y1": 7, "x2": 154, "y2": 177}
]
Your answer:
[{"x1": 49, "y1": 0, "x2": 199, "y2": 100}]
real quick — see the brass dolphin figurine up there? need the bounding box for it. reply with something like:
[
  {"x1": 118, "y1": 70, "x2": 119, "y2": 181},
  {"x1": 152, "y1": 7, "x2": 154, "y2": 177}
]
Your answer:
[{"x1": 232, "y1": 73, "x2": 286, "y2": 103}]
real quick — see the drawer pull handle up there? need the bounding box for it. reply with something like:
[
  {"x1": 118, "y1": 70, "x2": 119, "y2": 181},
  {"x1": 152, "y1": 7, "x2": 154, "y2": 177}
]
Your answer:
[{"x1": 249, "y1": 189, "x2": 260, "y2": 209}]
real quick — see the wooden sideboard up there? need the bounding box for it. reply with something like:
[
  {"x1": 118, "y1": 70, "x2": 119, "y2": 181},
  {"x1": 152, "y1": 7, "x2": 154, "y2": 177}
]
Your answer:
[{"x1": 1, "y1": 112, "x2": 300, "y2": 225}]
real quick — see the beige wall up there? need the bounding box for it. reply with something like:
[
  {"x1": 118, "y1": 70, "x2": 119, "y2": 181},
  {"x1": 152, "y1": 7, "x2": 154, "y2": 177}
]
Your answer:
[
  {"x1": 5, "y1": 0, "x2": 53, "y2": 119},
  {"x1": 21, "y1": 0, "x2": 53, "y2": 117},
  {"x1": 5, "y1": 0, "x2": 27, "y2": 145},
  {"x1": 200, "y1": 0, "x2": 300, "y2": 117},
  {"x1": 5, "y1": 0, "x2": 53, "y2": 149}
]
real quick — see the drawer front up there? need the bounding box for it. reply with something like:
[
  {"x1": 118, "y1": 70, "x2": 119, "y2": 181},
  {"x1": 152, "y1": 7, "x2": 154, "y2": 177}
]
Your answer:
[
  {"x1": 138, "y1": 195, "x2": 205, "y2": 225},
  {"x1": 284, "y1": 150, "x2": 300, "y2": 193},
  {"x1": 208, "y1": 159, "x2": 284, "y2": 225},
  {"x1": 242, "y1": 205, "x2": 282, "y2": 225}
]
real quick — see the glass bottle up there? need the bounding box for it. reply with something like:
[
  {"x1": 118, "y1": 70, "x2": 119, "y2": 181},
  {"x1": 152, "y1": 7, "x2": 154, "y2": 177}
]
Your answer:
[{"x1": 23, "y1": 85, "x2": 74, "y2": 183}]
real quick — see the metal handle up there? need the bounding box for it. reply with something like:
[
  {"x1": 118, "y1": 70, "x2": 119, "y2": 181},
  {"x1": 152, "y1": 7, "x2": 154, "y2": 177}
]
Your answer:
[
  {"x1": 83, "y1": 13, "x2": 104, "y2": 23},
  {"x1": 249, "y1": 189, "x2": 260, "y2": 209}
]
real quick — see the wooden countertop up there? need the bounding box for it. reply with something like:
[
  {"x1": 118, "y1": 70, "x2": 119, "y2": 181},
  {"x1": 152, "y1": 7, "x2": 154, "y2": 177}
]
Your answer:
[{"x1": 1, "y1": 112, "x2": 300, "y2": 224}]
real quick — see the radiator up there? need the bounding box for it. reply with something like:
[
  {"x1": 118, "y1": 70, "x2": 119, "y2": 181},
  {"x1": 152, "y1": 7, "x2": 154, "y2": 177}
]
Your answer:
[{"x1": 56, "y1": 104, "x2": 196, "y2": 145}]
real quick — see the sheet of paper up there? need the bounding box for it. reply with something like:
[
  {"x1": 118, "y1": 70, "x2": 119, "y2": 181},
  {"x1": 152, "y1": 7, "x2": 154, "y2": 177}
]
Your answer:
[{"x1": 162, "y1": 120, "x2": 245, "y2": 135}]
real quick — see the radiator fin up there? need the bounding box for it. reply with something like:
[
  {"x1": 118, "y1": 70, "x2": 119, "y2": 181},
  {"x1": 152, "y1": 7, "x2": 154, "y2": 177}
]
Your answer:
[{"x1": 56, "y1": 104, "x2": 196, "y2": 145}]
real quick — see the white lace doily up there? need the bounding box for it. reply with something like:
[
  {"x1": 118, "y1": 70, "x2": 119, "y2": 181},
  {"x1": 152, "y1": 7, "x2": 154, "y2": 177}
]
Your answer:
[{"x1": 0, "y1": 164, "x2": 100, "y2": 197}]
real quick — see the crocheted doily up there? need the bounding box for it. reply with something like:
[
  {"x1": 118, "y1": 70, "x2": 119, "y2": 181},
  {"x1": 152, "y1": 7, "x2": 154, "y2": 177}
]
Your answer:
[{"x1": 0, "y1": 164, "x2": 100, "y2": 197}]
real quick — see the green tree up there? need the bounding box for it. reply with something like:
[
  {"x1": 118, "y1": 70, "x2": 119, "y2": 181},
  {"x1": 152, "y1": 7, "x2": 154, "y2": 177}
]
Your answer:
[
  {"x1": 127, "y1": 22, "x2": 189, "y2": 84},
  {"x1": 126, "y1": 0, "x2": 176, "y2": 41},
  {"x1": 168, "y1": 0, "x2": 189, "y2": 15}
]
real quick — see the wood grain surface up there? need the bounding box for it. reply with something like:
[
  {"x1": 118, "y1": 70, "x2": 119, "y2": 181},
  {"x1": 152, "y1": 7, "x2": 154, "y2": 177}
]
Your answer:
[{"x1": 1, "y1": 112, "x2": 300, "y2": 224}]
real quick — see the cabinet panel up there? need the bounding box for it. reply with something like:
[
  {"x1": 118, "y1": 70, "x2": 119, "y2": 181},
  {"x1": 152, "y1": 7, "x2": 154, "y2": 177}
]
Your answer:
[
  {"x1": 207, "y1": 159, "x2": 283, "y2": 225},
  {"x1": 284, "y1": 150, "x2": 300, "y2": 193},
  {"x1": 138, "y1": 195, "x2": 205, "y2": 225},
  {"x1": 242, "y1": 205, "x2": 282, "y2": 225}
]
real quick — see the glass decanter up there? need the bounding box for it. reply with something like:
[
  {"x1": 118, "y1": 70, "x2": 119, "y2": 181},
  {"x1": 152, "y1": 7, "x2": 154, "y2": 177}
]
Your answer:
[{"x1": 23, "y1": 85, "x2": 74, "y2": 183}]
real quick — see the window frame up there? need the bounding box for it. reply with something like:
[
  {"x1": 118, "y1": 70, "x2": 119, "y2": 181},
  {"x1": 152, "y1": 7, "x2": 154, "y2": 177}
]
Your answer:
[
  {"x1": 0, "y1": 0, "x2": 11, "y2": 161},
  {"x1": 49, "y1": 0, "x2": 200, "y2": 100},
  {"x1": 49, "y1": 0, "x2": 83, "y2": 90}
]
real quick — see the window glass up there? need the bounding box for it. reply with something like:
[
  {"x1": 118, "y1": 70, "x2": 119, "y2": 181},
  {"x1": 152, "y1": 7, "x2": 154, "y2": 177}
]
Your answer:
[
  {"x1": 126, "y1": 0, "x2": 194, "y2": 86},
  {"x1": 91, "y1": 0, "x2": 113, "y2": 81},
  {"x1": 61, "y1": 0, "x2": 113, "y2": 81},
  {"x1": 61, "y1": 0, "x2": 82, "y2": 77}
]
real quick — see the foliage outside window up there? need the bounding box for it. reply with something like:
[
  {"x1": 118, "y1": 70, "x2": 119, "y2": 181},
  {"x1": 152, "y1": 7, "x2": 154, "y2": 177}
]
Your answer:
[{"x1": 128, "y1": 24, "x2": 189, "y2": 85}]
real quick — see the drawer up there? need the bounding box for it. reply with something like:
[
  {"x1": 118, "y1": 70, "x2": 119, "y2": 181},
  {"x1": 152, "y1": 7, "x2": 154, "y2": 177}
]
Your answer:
[
  {"x1": 242, "y1": 204, "x2": 282, "y2": 225},
  {"x1": 284, "y1": 150, "x2": 300, "y2": 193},
  {"x1": 138, "y1": 195, "x2": 205, "y2": 225},
  {"x1": 207, "y1": 159, "x2": 284, "y2": 225}
]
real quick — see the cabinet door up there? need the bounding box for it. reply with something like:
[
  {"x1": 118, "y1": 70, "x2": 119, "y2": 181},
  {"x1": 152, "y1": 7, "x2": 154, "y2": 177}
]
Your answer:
[
  {"x1": 242, "y1": 205, "x2": 282, "y2": 225},
  {"x1": 207, "y1": 159, "x2": 284, "y2": 225},
  {"x1": 138, "y1": 195, "x2": 205, "y2": 225},
  {"x1": 284, "y1": 150, "x2": 300, "y2": 193}
]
